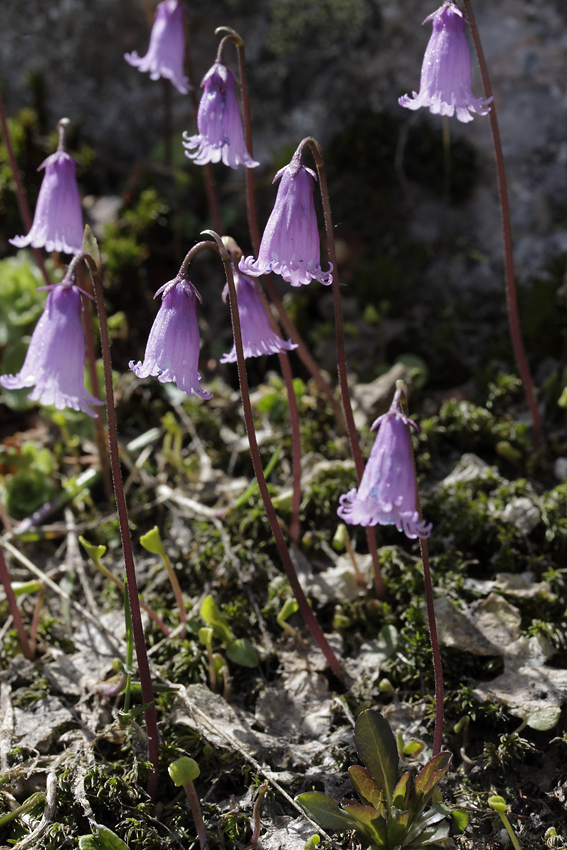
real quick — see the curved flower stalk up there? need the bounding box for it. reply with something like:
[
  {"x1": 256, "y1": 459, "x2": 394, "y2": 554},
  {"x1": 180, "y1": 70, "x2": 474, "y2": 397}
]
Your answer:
[
  {"x1": 338, "y1": 387, "x2": 432, "y2": 539},
  {"x1": 0, "y1": 280, "x2": 104, "y2": 417},
  {"x1": 130, "y1": 275, "x2": 212, "y2": 399},
  {"x1": 10, "y1": 119, "x2": 83, "y2": 255},
  {"x1": 220, "y1": 268, "x2": 297, "y2": 363},
  {"x1": 183, "y1": 62, "x2": 259, "y2": 169},
  {"x1": 399, "y1": 1, "x2": 491, "y2": 123},
  {"x1": 239, "y1": 145, "x2": 333, "y2": 287},
  {"x1": 125, "y1": 0, "x2": 191, "y2": 94}
]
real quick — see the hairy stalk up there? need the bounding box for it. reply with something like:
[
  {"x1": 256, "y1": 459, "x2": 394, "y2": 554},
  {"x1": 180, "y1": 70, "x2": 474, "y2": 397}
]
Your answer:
[
  {"x1": 80, "y1": 251, "x2": 159, "y2": 799},
  {"x1": 398, "y1": 382, "x2": 444, "y2": 756},
  {"x1": 0, "y1": 545, "x2": 33, "y2": 659},
  {"x1": 216, "y1": 28, "x2": 345, "y2": 429},
  {"x1": 77, "y1": 264, "x2": 113, "y2": 502},
  {"x1": 462, "y1": 0, "x2": 541, "y2": 447},
  {"x1": 300, "y1": 137, "x2": 384, "y2": 598},
  {"x1": 184, "y1": 16, "x2": 222, "y2": 234},
  {"x1": 420, "y1": 537, "x2": 444, "y2": 757},
  {"x1": 201, "y1": 234, "x2": 344, "y2": 681}
]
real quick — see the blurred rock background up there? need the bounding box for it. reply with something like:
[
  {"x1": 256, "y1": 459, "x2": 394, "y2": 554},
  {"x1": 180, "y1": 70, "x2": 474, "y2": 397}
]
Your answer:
[{"x1": 1, "y1": 0, "x2": 566, "y2": 388}]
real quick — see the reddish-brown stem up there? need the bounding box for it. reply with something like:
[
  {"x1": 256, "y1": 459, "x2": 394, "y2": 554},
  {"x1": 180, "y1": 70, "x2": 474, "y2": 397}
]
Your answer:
[
  {"x1": 398, "y1": 381, "x2": 444, "y2": 755},
  {"x1": 278, "y1": 351, "x2": 302, "y2": 546},
  {"x1": 0, "y1": 86, "x2": 52, "y2": 288},
  {"x1": 462, "y1": 0, "x2": 541, "y2": 447},
  {"x1": 220, "y1": 32, "x2": 345, "y2": 429},
  {"x1": 0, "y1": 545, "x2": 33, "y2": 659},
  {"x1": 81, "y1": 252, "x2": 159, "y2": 800},
  {"x1": 183, "y1": 780, "x2": 209, "y2": 850},
  {"x1": 301, "y1": 137, "x2": 384, "y2": 598},
  {"x1": 78, "y1": 265, "x2": 113, "y2": 502},
  {"x1": 420, "y1": 537, "x2": 444, "y2": 757},
  {"x1": 203, "y1": 233, "x2": 345, "y2": 681}
]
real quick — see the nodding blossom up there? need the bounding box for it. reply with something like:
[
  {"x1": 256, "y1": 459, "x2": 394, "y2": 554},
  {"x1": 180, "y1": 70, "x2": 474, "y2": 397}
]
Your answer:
[
  {"x1": 399, "y1": 1, "x2": 492, "y2": 123},
  {"x1": 10, "y1": 149, "x2": 83, "y2": 256},
  {"x1": 239, "y1": 147, "x2": 332, "y2": 287},
  {"x1": 220, "y1": 268, "x2": 297, "y2": 363},
  {"x1": 0, "y1": 283, "x2": 104, "y2": 417},
  {"x1": 125, "y1": 0, "x2": 191, "y2": 95},
  {"x1": 129, "y1": 276, "x2": 212, "y2": 399},
  {"x1": 182, "y1": 62, "x2": 259, "y2": 169},
  {"x1": 337, "y1": 388, "x2": 432, "y2": 539}
]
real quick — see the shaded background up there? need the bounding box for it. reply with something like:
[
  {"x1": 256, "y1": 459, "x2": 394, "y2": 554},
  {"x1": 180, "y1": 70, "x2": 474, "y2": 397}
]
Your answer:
[{"x1": 1, "y1": 0, "x2": 567, "y2": 393}]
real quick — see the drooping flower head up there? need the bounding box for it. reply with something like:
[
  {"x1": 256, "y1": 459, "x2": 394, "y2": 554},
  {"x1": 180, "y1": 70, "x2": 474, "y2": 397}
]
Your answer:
[
  {"x1": 0, "y1": 279, "x2": 104, "y2": 417},
  {"x1": 129, "y1": 275, "x2": 212, "y2": 399},
  {"x1": 10, "y1": 119, "x2": 83, "y2": 255},
  {"x1": 220, "y1": 268, "x2": 297, "y2": 363},
  {"x1": 182, "y1": 62, "x2": 259, "y2": 169},
  {"x1": 239, "y1": 144, "x2": 333, "y2": 287},
  {"x1": 337, "y1": 387, "x2": 432, "y2": 539},
  {"x1": 125, "y1": 0, "x2": 191, "y2": 94},
  {"x1": 399, "y1": 1, "x2": 492, "y2": 123}
]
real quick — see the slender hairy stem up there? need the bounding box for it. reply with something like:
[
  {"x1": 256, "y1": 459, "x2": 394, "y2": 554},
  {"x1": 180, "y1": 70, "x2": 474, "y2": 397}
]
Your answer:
[
  {"x1": 0, "y1": 87, "x2": 52, "y2": 288},
  {"x1": 301, "y1": 137, "x2": 384, "y2": 598},
  {"x1": 0, "y1": 545, "x2": 33, "y2": 659},
  {"x1": 90, "y1": 554, "x2": 170, "y2": 637},
  {"x1": 218, "y1": 31, "x2": 345, "y2": 429},
  {"x1": 203, "y1": 234, "x2": 345, "y2": 681},
  {"x1": 398, "y1": 381, "x2": 443, "y2": 755},
  {"x1": 77, "y1": 265, "x2": 113, "y2": 502},
  {"x1": 81, "y1": 252, "x2": 159, "y2": 799},
  {"x1": 462, "y1": 0, "x2": 541, "y2": 447},
  {"x1": 420, "y1": 537, "x2": 444, "y2": 756},
  {"x1": 183, "y1": 780, "x2": 209, "y2": 850}
]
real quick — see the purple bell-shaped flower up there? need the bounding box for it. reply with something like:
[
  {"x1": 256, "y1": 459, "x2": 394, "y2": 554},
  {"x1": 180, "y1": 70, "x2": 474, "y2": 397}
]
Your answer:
[
  {"x1": 239, "y1": 145, "x2": 332, "y2": 287},
  {"x1": 399, "y1": 1, "x2": 491, "y2": 123},
  {"x1": 129, "y1": 275, "x2": 212, "y2": 399},
  {"x1": 125, "y1": 0, "x2": 191, "y2": 94},
  {"x1": 10, "y1": 120, "x2": 83, "y2": 255},
  {"x1": 338, "y1": 387, "x2": 432, "y2": 539},
  {"x1": 182, "y1": 62, "x2": 259, "y2": 169},
  {"x1": 0, "y1": 283, "x2": 104, "y2": 417},
  {"x1": 221, "y1": 267, "x2": 297, "y2": 363}
]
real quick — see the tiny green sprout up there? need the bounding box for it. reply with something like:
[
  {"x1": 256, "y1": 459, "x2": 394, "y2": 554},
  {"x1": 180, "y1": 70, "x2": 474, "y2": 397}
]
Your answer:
[
  {"x1": 378, "y1": 678, "x2": 395, "y2": 697},
  {"x1": 496, "y1": 440, "x2": 522, "y2": 462},
  {"x1": 396, "y1": 730, "x2": 425, "y2": 758},
  {"x1": 305, "y1": 835, "x2": 321, "y2": 850},
  {"x1": 140, "y1": 526, "x2": 186, "y2": 637},
  {"x1": 277, "y1": 597, "x2": 299, "y2": 636},
  {"x1": 488, "y1": 796, "x2": 521, "y2": 850},
  {"x1": 200, "y1": 595, "x2": 258, "y2": 668},
  {"x1": 169, "y1": 757, "x2": 208, "y2": 850},
  {"x1": 544, "y1": 827, "x2": 565, "y2": 848},
  {"x1": 332, "y1": 522, "x2": 348, "y2": 552},
  {"x1": 78, "y1": 823, "x2": 129, "y2": 849},
  {"x1": 169, "y1": 756, "x2": 201, "y2": 785}
]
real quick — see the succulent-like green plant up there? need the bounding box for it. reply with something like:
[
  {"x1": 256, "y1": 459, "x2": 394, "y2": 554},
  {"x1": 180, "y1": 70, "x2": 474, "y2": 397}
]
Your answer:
[{"x1": 297, "y1": 709, "x2": 466, "y2": 849}]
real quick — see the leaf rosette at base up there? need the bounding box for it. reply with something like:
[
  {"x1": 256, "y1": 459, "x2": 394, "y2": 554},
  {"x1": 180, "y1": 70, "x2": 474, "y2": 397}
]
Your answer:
[{"x1": 297, "y1": 709, "x2": 466, "y2": 849}]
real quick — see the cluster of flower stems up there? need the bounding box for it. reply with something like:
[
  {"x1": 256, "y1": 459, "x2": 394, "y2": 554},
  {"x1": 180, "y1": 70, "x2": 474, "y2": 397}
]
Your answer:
[{"x1": 0, "y1": 0, "x2": 540, "y2": 809}]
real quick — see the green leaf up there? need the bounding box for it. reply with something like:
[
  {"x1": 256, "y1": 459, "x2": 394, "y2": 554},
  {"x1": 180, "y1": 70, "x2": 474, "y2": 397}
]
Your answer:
[
  {"x1": 451, "y1": 809, "x2": 469, "y2": 833},
  {"x1": 406, "y1": 803, "x2": 449, "y2": 844},
  {"x1": 139, "y1": 526, "x2": 166, "y2": 558},
  {"x1": 226, "y1": 637, "x2": 259, "y2": 667},
  {"x1": 392, "y1": 771, "x2": 412, "y2": 810},
  {"x1": 341, "y1": 804, "x2": 388, "y2": 845},
  {"x1": 348, "y1": 765, "x2": 386, "y2": 814},
  {"x1": 386, "y1": 806, "x2": 410, "y2": 846},
  {"x1": 414, "y1": 751, "x2": 452, "y2": 810},
  {"x1": 200, "y1": 595, "x2": 233, "y2": 644},
  {"x1": 296, "y1": 793, "x2": 359, "y2": 832},
  {"x1": 78, "y1": 824, "x2": 129, "y2": 850},
  {"x1": 354, "y1": 710, "x2": 399, "y2": 808}
]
